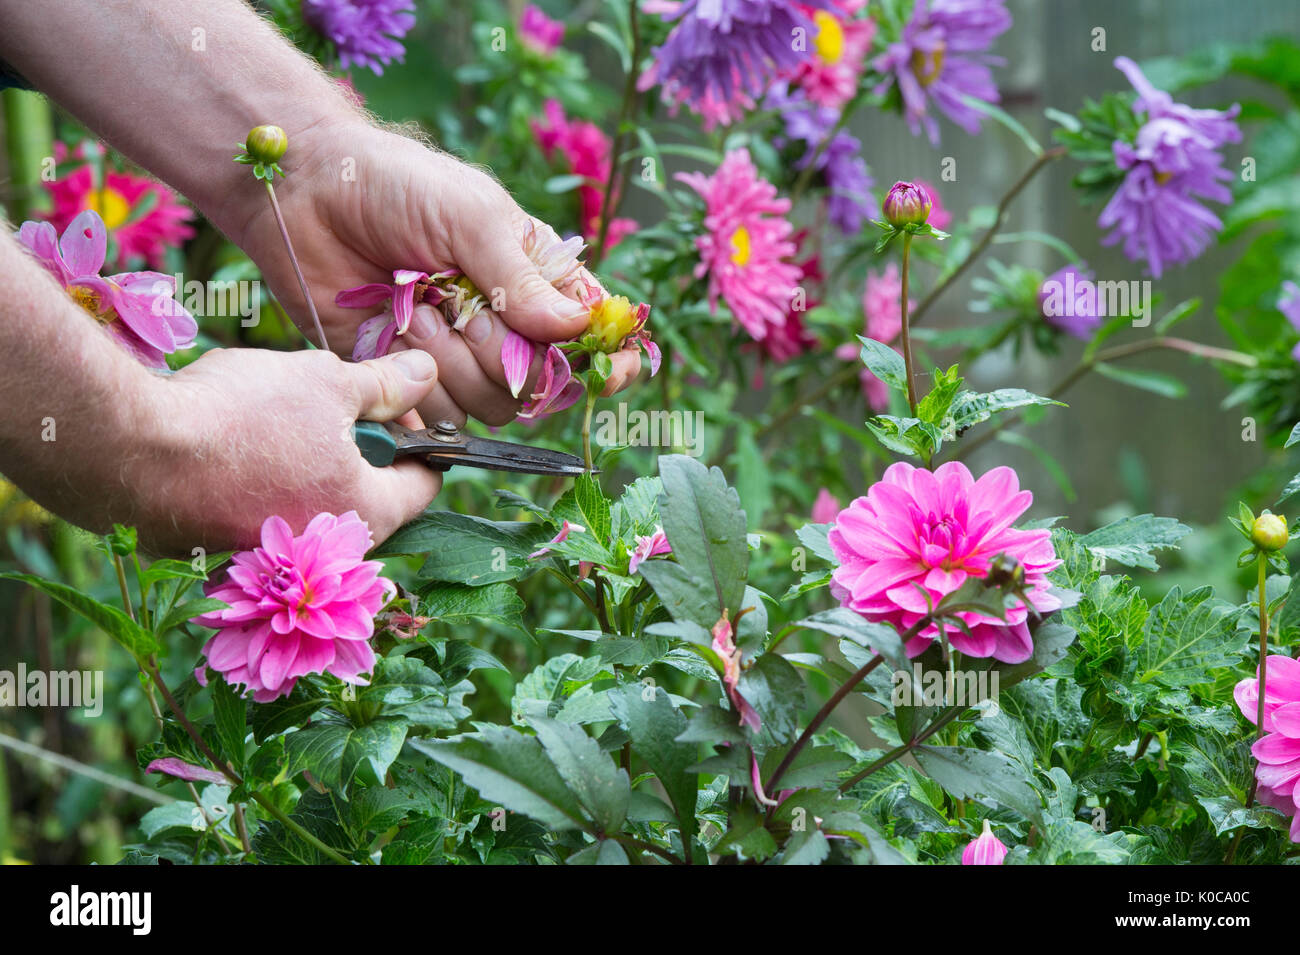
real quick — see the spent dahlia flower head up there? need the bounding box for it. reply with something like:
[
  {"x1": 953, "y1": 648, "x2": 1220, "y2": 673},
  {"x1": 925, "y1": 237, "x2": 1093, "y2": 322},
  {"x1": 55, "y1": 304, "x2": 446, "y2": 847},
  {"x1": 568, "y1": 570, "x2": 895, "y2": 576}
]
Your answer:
[
  {"x1": 872, "y1": 0, "x2": 1012, "y2": 145},
  {"x1": 1098, "y1": 57, "x2": 1241, "y2": 278},
  {"x1": 193, "y1": 511, "x2": 396, "y2": 703},
  {"x1": 339, "y1": 269, "x2": 455, "y2": 362},
  {"x1": 16, "y1": 210, "x2": 197, "y2": 369},
  {"x1": 828, "y1": 461, "x2": 1061, "y2": 663},
  {"x1": 712, "y1": 613, "x2": 760, "y2": 732},
  {"x1": 1038, "y1": 264, "x2": 1104, "y2": 340},
  {"x1": 641, "y1": 0, "x2": 830, "y2": 121},
  {"x1": 961, "y1": 819, "x2": 1009, "y2": 864},
  {"x1": 628, "y1": 526, "x2": 672, "y2": 574},
  {"x1": 1235, "y1": 655, "x2": 1300, "y2": 842},
  {"x1": 677, "y1": 148, "x2": 802, "y2": 344},
  {"x1": 303, "y1": 0, "x2": 417, "y2": 75},
  {"x1": 43, "y1": 142, "x2": 195, "y2": 272}
]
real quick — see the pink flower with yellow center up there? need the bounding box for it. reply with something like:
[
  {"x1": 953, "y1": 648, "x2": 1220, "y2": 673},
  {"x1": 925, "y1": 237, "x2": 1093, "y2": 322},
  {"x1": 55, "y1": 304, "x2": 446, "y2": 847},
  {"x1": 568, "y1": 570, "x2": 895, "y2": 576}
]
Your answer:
[
  {"x1": 676, "y1": 148, "x2": 802, "y2": 344},
  {"x1": 192, "y1": 511, "x2": 396, "y2": 702},
  {"x1": 43, "y1": 143, "x2": 194, "y2": 271},
  {"x1": 788, "y1": 1, "x2": 876, "y2": 109},
  {"x1": 16, "y1": 210, "x2": 196, "y2": 369},
  {"x1": 828, "y1": 462, "x2": 1061, "y2": 663}
]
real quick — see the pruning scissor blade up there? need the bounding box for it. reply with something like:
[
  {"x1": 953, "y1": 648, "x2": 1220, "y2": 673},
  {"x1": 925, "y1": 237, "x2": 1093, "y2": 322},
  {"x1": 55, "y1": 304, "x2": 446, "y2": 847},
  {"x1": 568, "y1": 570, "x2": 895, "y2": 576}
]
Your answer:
[{"x1": 353, "y1": 420, "x2": 594, "y2": 476}]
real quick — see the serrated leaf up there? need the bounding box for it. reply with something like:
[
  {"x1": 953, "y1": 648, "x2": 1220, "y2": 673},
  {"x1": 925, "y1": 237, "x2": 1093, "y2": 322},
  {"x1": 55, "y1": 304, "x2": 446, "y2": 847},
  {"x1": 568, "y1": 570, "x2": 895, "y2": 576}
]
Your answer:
[
  {"x1": 374, "y1": 511, "x2": 550, "y2": 585},
  {"x1": 609, "y1": 685, "x2": 697, "y2": 839},
  {"x1": 416, "y1": 582, "x2": 525, "y2": 633},
  {"x1": 914, "y1": 745, "x2": 1044, "y2": 824},
  {"x1": 0, "y1": 571, "x2": 159, "y2": 659},
  {"x1": 284, "y1": 718, "x2": 408, "y2": 793},
  {"x1": 858, "y1": 336, "x2": 907, "y2": 391},
  {"x1": 948, "y1": 388, "x2": 1063, "y2": 433},
  {"x1": 531, "y1": 718, "x2": 630, "y2": 834},
  {"x1": 1136, "y1": 586, "x2": 1248, "y2": 687},
  {"x1": 1079, "y1": 514, "x2": 1193, "y2": 571}
]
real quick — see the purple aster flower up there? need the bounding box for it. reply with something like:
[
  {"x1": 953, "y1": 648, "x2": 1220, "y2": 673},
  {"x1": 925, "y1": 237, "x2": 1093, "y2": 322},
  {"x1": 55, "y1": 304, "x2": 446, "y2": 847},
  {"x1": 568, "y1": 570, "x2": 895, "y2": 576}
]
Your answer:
[
  {"x1": 1038, "y1": 264, "x2": 1103, "y2": 340},
  {"x1": 1097, "y1": 57, "x2": 1241, "y2": 278},
  {"x1": 303, "y1": 0, "x2": 416, "y2": 76},
  {"x1": 768, "y1": 84, "x2": 874, "y2": 234},
  {"x1": 1280, "y1": 281, "x2": 1300, "y2": 361},
  {"x1": 871, "y1": 0, "x2": 1011, "y2": 145},
  {"x1": 640, "y1": 0, "x2": 831, "y2": 119}
]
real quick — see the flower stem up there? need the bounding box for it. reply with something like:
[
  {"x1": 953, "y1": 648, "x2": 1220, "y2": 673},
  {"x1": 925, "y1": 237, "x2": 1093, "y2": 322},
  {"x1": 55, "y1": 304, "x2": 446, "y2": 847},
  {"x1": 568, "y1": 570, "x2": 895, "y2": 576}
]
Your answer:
[
  {"x1": 263, "y1": 179, "x2": 329, "y2": 352},
  {"x1": 1255, "y1": 554, "x2": 1270, "y2": 746},
  {"x1": 838, "y1": 703, "x2": 966, "y2": 792},
  {"x1": 582, "y1": 383, "x2": 598, "y2": 473},
  {"x1": 899, "y1": 231, "x2": 919, "y2": 416}
]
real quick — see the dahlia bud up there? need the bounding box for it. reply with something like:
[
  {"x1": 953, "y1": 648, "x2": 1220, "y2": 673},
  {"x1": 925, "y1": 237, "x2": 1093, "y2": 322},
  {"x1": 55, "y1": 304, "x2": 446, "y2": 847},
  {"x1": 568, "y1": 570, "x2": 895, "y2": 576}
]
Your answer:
[
  {"x1": 1251, "y1": 512, "x2": 1289, "y2": 552},
  {"x1": 987, "y1": 553, "x2": 1025, "y2": 589},
  {"x1": 245, "y1": 125, "x2": 288, "y2": 165},
  {"x1": 882, "y1": 181, "x2": 932, "y2": 228},
  {"x1": 961, "y1": 819, "x2": 1008, "y2": 865},
  {"x1": 587, "y1": 295, "x2": 647, "y2": 353}
]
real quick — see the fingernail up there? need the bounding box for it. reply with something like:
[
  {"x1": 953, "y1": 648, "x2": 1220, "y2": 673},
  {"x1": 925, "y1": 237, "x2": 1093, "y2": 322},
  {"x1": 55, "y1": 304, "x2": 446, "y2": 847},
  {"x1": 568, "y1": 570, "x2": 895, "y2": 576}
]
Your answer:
[
  {"x1": 390, "y1": 349, "x2": 437, "y2": 381},
  {"x1": 465, "y1": 312, "x2": 493, "y2": 345},
  {"x1": 407, "y1": 304, "x2": 439, "y2": 340},
  {"x1": 552, "y1": 301, "x2": 589, "y2": 325}
]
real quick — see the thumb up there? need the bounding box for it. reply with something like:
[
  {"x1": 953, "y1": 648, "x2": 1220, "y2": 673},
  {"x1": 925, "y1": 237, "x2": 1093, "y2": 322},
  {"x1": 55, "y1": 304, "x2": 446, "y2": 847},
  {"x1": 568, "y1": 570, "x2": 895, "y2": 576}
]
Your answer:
[
  {"x1": 345, "y1": 350, "x2": 439, "y2": 420},
  {"x1": 460, "y1": 224, "x2": 590, "y2": 342}
]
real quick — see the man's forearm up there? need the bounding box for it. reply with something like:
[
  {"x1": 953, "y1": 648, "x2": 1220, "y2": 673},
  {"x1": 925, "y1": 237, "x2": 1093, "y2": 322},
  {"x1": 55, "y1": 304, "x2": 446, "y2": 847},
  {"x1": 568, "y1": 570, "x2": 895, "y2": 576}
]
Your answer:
[
  {"x1": 0, "y1": 229, "x2": 174, "y2": 532},
  {"x1": 0, "y1": 0, "x2": 359, "y2": 239}
]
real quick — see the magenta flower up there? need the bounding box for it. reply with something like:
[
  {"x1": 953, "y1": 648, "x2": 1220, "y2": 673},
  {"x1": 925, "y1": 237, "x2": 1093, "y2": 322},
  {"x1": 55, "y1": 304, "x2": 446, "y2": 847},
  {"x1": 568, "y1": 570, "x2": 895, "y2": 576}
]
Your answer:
[
  {"x1": 520, "y1": 4, "x2": 564, "y2": 54},
  {"x1": 911, "y1": 178, "x2": 952, "y2": 230},
  {"x1": 145, "y1": 757, "x2": 227, "y2": 785},
  {"x1": 1280, "y1": 281, "x2": 1300, "y2": 362},
  {"x1": 532, "y1": 100, "x2": 638, "y2": 246},
  {"x1": 528, "y1": 520, "x2": 584, "y2": 559},
  {"x1": 677, "y1": 149, "x2": 802, "y2": 344},
  {"x1": 192, "y1": 511, "x2": 396, "y2": 703},
  {"x1": 519, "y1": 343, "x2": 583, "y2": 420},
  {"x1": 872, "y1": 0, "x2": 1011, "y2": 145},
  {"x1": 1038, "y1": 264, "x2": 1103, "y2": 340},
  {"x1": 712, "y1": 614, "x2": 760, "y2": 732},
  {"x1": 303, "y1": 0, "x2": 416, "y2": 75},
  {"x1": 828, "y1": 462, "x2": 1061, "y2": 663},
  {"x1": 882, "y1": 181, "x2": 933, "y2": 227},
  {"x1": 339, "y1": 269, "x2": 455, "y2": 361},
  {"x1": 16, "y1": 210, "x2": 196, "y2": 369},
  {"x1": 628, "y1": 526, "x2": 672, "y2": 574},
  {"x1": 1234, "y1": 654, "x2": 1300, "y2": 843},
  {"x1": 812, "y1": 488, "x2": 840, "y2": 524},
  {"x1": 961, "y1": 819, "x2": 1009, "y2": 864},
  {"x1": 787, "y1": 0, "x2": 877, "y2": 110},
  {"x1": 835, "y1": 263, "x2": 911, "y2": 411},
  {"x1": 640, "y1": 0, "x2": 829, "y2": 123},
  {"x1": 1098, "y1": 57, "x2": 1241, "y2": 278}
]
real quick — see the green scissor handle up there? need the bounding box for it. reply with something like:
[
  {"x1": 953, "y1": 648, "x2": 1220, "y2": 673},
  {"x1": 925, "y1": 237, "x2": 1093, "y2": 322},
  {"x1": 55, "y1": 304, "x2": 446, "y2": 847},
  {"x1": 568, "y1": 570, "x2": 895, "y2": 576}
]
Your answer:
[{"x1": 352, "y1": 421, "x2": 397, "y2": 467}]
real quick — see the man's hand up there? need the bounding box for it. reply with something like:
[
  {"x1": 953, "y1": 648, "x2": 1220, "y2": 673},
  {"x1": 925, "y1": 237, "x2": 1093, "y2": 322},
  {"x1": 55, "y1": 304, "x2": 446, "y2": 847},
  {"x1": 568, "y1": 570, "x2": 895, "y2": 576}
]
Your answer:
[
  {"x1": 233, "y1": 121, "x2": 643, "y2": 428},
  {"x1": 133, "y1": 347, "x2": 443, "y2": 553}
]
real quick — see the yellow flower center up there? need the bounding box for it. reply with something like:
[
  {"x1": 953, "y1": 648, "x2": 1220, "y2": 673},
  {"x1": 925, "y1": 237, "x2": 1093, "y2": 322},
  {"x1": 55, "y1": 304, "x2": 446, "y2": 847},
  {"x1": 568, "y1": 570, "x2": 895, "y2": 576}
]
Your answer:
[
  {"x1": 87, "y1": 187, "x2": 131, "y2": 230},
  {"x1": 1154, "y1": 170, "x2": 1174, "y2": 186},
  {"x1": 911, "y1": 42, "x2": 946, "y2": 88},
  {"x1": 588, "y1": 294, "x2": 638, "y2": 351},
  {"x1": 68, "y1": 285, "x2": 114, "y2": 324},
  {"x1": 730, "y1": 225, "x2": 752, "y2": 267},
  {"x1": 813, "y1": 11, "x2": 844, "y2": 65}
]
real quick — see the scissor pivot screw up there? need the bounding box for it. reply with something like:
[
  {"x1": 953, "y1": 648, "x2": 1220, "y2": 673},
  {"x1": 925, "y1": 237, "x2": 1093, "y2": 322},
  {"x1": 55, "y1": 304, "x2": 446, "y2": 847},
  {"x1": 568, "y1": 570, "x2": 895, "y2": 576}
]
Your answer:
[{"x1": 433, "y1": 420, "x2": 459, "y2": 442}]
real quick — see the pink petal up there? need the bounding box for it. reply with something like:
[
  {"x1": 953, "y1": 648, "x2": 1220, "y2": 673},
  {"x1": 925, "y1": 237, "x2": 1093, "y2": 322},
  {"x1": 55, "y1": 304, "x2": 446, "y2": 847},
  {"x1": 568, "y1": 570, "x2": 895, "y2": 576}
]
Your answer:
[{"x1": 501, "y1": 330, "x2": 535, "y2": 398}]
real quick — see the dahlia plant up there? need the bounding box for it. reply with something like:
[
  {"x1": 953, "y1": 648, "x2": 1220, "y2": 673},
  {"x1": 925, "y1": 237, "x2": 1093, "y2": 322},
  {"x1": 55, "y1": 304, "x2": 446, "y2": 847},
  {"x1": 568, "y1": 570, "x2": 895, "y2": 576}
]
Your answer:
[{"x1": 8, "y1": 0, "x2": 1300, "y2": 873}]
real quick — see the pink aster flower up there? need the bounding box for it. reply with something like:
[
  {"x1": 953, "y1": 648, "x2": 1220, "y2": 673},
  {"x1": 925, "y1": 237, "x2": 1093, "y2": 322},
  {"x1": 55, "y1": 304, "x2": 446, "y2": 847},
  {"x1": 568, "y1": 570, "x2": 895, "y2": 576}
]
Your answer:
[
  {"x1": 16, "y1": 210, "x2": 196, "y2": 369},
  {"x1": 628, "y1": 526, "x2": 672, "y2": 574},
  {"x1": 43, "y1": 142, "x2": 194, "y2": 271},
  {"x1": 962, "y1": 819, "x2": 1009, "y2": 864},
  {"x1": 676, "y1": 148, "x2": 802, "y2": 344},
  {"x1": 788, "y1": 0, "x2": 876, "y2": 110},
  {"x1": 1098, "y1": 57, "x2": 1241, "y2": 278},
  {"x1": 192, "y1": 511, "x2": 396, "y2": 703},
  {"x1": 835, "y1": 263, "x2": 911, "y2": 411},
  {"x1": 531, "y1": 100, "x2": 638, "y2": 247},
  {"x1": 1235, "y1": 654, "x2": 1300, "y2": 842},
  {"x1": 872, "y1": 0, "x2": 1012, "y2": 145},
  {"x1": 828, "y1": 462, "x2": 1061, "y2": 664},
  {"x1": 812, "y1": 488, "x2": 840, "y2": 524},
  {"x1": 520, "y1": 4, "x2": 564, "y2": 55},
  {"x1": 712, "y1": 613, "x2": 760, "y2": 732}
]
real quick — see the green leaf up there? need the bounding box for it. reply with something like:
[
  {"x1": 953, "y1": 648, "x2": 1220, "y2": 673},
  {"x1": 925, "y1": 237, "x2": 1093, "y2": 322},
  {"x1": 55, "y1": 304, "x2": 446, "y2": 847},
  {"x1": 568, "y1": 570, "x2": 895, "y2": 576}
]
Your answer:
[
  {"x1": 916, "y1": 365, "x2": 964, "y2": 427},
  {"x1": 858, "y1": 336, "x2": 908, "y2": 392},
  {"x1": 948, "y1": 388, "x2": 1063, "y2": 433},
  {"x1": 959, "y1": 93, "x2": 1043, "y2": 155},
  {"x1": 914, "y1": 745, "x2": 1044, "y2": 825},
  {"x1": 1275, "y1": 472, "x2": 1300, "y2": 507},
  {"x1": 410, "y1": 729, "x2": 591, "y2": 831},
  {"x1": 359, "y1": 656, "x2": 473, "y2": 732},
  {"x1": 1079, "y1": 514, "x2": 1193, "y2": 571},
  {"x1": 1092, "y1": 362, "x2": 1187, "y2": 399},
  {"x1": 284, "y1": 718, "x2": 408, "y2": 793},
  {"x1": 0, "y1": 571, "x2": 159, "y2": 659},
  {"x1": 609, "y1": 685, "x2": 698, "y2": 839},
  {"x1": 511, "y1": 653, "x2": 606, "y2": 724},
  {"x1": 552, "y1": 474, "x2": 612, "y2": 549},
  {"x1": 416, "y1": 582, "x2": 525, "y2": 634},
  {"x1": 156, "y1": 598, "x2": 227, "y2": 636},
  {"x1": 794, "y1": 608, "x2": 911, "y2": 672},
  {"x1": 374, "y1": 511, "x2": 550, "y2": 585},
  {"x1": 1135, "y1": 586, "x2": 1248, "y2": 687},
  {"x1": 530, "y1": 718, "x2": 630, "y2": 834},
  {"x1": 1286, "y1": 422, "x2": 1300, "y2": 449},
  {"x1": 737, "y1": 654, "x2": 805, "y2": 744},
  {"x1": 210, "y1": 677, "x2": 247, "y2": 771}
]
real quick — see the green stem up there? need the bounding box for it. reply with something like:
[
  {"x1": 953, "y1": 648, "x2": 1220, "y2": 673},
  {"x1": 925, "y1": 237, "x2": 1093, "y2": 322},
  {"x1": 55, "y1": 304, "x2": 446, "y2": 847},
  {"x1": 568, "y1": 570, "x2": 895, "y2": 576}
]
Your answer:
[
  {"x1": 590, "y1": 0, "x2": 642, "y2": 268},
  {"x1": 262, "y1": 179, "x2": 329, "y2": 352},
  {"x1": 582, "y1": 383, "x2": 598, "y2": 473},
  {"x1": 1, "y1": 89, "x2": 53, "y2": 222},
  {"x1": 899, "y1": 231, "x2": 918, "y2": 416},
  {"x1": 838, "y1": 704, "x2": 965, "y2": 792}
]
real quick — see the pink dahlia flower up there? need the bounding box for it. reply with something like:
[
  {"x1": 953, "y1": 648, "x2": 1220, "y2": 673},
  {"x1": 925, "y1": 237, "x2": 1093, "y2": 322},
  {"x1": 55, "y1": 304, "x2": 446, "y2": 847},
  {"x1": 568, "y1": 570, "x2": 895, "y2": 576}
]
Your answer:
[
  {"x1": 1234, "y1": 654, "x2": 1300, "y2": 842},
  {"x1": 520, "y1": 4, "x2": 564, "y2": 55},
  {"x1": 16, "y1": 210, "x2": 196, "y2": 369},
  {"x1": 676, "y1": 148, "x2": 802, "y2": 344},
  {"x1": 43, "y1": 142, "x2": 194, "y2": 271},
  {"x1": 788, "y1": 0, "x2": 877, "y2": 110},
  {"x1": 828, "y1": 462, "x2": 1061, "y2": 664},
  {"x1": 835, "y1": 263, "x2": 911, "y2": 411},
  {"x1": 812, "y1": 488, "x2": 840, "y2": 524},
  {"x1": 337, "y1": 269, "x2": 455, "y2": 361},
  {"x1": 961, "y1": 819, "x2": 1008, "y2": 864},
  {"x1": 192, "y1": 511, "x2": 396, "y2": 702},
  {"x1": 628, "y1": 526, "x2": 672, "y2": 573}
]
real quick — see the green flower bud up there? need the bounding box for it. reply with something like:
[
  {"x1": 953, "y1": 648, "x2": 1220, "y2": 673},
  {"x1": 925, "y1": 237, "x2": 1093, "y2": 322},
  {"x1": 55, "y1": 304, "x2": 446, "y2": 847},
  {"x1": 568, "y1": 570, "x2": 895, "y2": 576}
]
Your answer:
[
  {"x1": 1251, "y1": 513, "x2": 1289, "y2": 552},
  {"x1": 245, "y1": 125, "x2": 288, "y2": 165}
]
